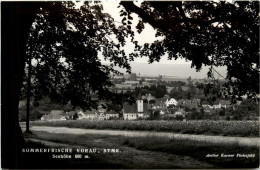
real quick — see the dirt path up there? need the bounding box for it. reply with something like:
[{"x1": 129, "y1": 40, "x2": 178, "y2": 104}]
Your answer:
[
  {"x1": 25, "y1": 137, "x2": 216, "y2": 169},
  {"x1": 26, "y1": 125, "x2": 260, "y2": 147}
]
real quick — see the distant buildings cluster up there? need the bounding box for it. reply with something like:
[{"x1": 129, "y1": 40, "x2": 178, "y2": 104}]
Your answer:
[
  {"x1": 37, "y1": 73, "x2": 248, "y2": 121},
  {"x1": 40, "y1": 92, "x2": 235, "y2": 121},
  {"x1": 40, "y1": 106, "x2": 119, "y2": 121}
]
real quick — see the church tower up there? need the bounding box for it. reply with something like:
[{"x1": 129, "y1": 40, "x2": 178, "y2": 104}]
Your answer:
[
  {"x1": 136, "y1": 93, "x2": 143, "y2": 112},
  {"x1": 137, "y1": 100, "x2": 143, "y2": 112}
]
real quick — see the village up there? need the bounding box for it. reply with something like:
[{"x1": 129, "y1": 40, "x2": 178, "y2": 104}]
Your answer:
[
  {"x1": 39, "y1": 95, "x2": 234, "y2": 121},
  {"x1": 25, "y1": 73, "x2": 255, "y2": 122}
]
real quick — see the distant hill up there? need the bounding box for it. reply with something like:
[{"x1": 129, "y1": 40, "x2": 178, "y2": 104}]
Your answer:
[{"x1": 112, "y1": 63, "x2": 227, "y2": 79}]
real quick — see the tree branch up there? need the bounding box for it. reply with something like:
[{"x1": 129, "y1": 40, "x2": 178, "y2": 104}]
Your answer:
[{"x1": 120, "y1": 1, "x2": 170, "y2": 32}]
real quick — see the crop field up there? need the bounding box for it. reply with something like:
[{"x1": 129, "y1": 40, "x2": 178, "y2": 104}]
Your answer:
[{"x1": 30, "y1": 120, "x2": 259, "y2": 137}]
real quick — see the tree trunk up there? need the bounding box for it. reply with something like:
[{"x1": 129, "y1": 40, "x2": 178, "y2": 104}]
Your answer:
[
  {"x1": 26, "y1": 54, "x2": 32, "y2": 133},
  {"x1": 2, "y1": 2, "x2": 43, "y2": 168}
]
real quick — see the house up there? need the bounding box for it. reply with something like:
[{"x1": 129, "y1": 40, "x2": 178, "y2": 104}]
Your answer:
[
  {"x1": 165, "y1": 98, "x2": 178, "y2": 107},
  {"x1": 64, "y1": 111, "x2": 77, "y2": 120},
  {"x1": 123, "y1": 81, "x2": 139, "y2": 85},
  {"x1": 174, "y1": 109, "x2": 186, "y2": 118},
  {"x1": 142, "y1": 94, "x2": 155, "y2": 102},
  {"x1": 178, "y1": 99, "x2": 200, "y2": 108},
  {"x1": 41, "y1": 110, "x2": 66, "y2": 121},
  {"x1": 77, "y1": 110, "x2": 87, "y2": 119},
  {"x1": 99, "y1": 112, "x2": 106, "y2": 120},
  {"x1": 40, "y1": 114, "x2": 48, "y2": 121},
  {"x1": 188, "y1": 102, "x2": 198, "y2": 109},
  {"x1": 152, "y1": 99, "x2": 167, "y2": 109},
  {"x1": 213, "y1": 100, "x2": 222, "y2": 109},
  {"x1": 97, "y1": 105, "x2": 106, "y2": 120},
  {"x1": 202, "y1": 101, "x2": 212, "y2": 109},
  {"x1": 123, "y1": 99, "x2": 151, "y2": 120},
  {"x1": 212, "y1": 100, "x2": 233, "y2": 109},
  {"x1": 192, "y1": 99, "x2": 201, "y2": 105},
  {"x1": 166, "y1": 86, "x2": 174, "y2": 93},
  {"x1": 105, "y1": 110, "x2": 119, "y2": 120},
  {"x1": 85, "y1": 110, "x2": 97, "y2": 120},
  {"x1": 178, "y1": 99, "x2": 191, "y2": 107},
  {"x1": 219, "y1": 100, "x2": 231, "y2": 108}
]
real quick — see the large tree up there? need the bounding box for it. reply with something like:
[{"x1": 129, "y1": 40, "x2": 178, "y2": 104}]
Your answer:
[
  {"x1": 2, "y1": 2, "x2": 44, "y2": 168},
  {"x1": 24, "y1": 2, "x2": 134, "y2": 109},
  {"x1": 120, "y1": 1, "x2": 259, "y2": 102},
  {"x1": 2, "y1": 2, "x2": 135, "y2": 168}
]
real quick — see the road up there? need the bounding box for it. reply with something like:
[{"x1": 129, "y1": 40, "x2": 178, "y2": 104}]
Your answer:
[{"x1": 24, "y1": 125, "x2": 260, "y2": 147}]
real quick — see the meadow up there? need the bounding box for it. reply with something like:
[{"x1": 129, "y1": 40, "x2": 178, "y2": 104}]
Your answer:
[
  {"x1": 30, "y1": 120, "x2": 259, "y2": 137},
  {"x1": 121, "y1": 135, "x2": 259, "y2": 168}
]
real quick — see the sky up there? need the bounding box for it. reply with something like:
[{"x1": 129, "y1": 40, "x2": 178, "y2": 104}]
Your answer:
[
  {"x1": 100, "y1": 1, "x2": 192, "y2": 65},
  {"x1": 99, "y1": 1, "x2": 227, "y2": 78},
  {"x1": 66, "y1": 1, "x2": 227, "y2": 78}
]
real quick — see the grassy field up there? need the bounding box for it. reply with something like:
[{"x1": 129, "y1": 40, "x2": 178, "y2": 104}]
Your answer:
[
  {"x1": 30, "y1": 120, "x2": 259, "y2": 137},
  {"x1": 121, "y1": 135, "x2": 260, "y2": 168},
  {"x1": 23, "y1": 131, "x2": 259, "y2": 168}
]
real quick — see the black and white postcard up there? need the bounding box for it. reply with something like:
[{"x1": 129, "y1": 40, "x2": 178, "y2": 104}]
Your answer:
[{"x1": 1, "y1": 0, "x2": 259, "y2": 169}]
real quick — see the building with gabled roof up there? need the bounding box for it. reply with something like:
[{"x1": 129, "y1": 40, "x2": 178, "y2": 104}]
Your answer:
[
  {"x1": 219, "y1": 100, "x2": 231, "y2": 108},
  {"x1": 41, "y1": 110, "x2": 66, "y2": 121},
  {"x1": 105, "y1": 110, "x2": 119, "y2": 120},
  {"x1": 152, "y1": 99, "x2": 167, "y2": 109},
  {"x1": 64, "y1": 111, "x2": 76, "y2": 120},
  {"x1": 85, "y1": 110, "x2": 97, "y2": 120},
  {"x1": 202, "y1": 101, "x2": 212, "y2": 109},
  {"x1": 165, "y1": 98, "x2": 178, "y2": 107},
  {"x1": 123, "y1": 100, "x2": 151, "y2": 120},
  {"x1": 142, "y1": 93, "x2": 155, "y2": 102}
]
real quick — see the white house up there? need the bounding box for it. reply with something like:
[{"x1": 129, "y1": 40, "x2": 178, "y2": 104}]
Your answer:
[
  {"x1": 202, "y1": 101, "x2": 213, "y2": 109},
  {"x1": 105, "y1": 110, "x2": 119, "y2": 120},
  {"x1": 165, "y1": 98, "x2": 178, "y2": 107},
  {"x1": 77, "y1": 111, "x2": 87, "y2": 119},
  {"x1": 98, "y1": 112, "x2": 106, "y2": 120}
]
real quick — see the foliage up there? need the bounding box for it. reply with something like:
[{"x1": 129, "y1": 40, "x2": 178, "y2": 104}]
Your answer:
[
  {"x1": 135, "y1": 85, "x2": 167, "y2": 98},
  {"x1": 73, "y1": 112, "x2": 79, "y2": 120},
  {"x1": 31, "y1": 120, "x2": 259, "y2": 137},
  {"x1": 24, "y1": 2, "x2": 135, "y2": 110},
  {"x1": 186, "y1": 109, "x2": 204, "y2": 120},
  {"x1": 106, "y1": 103, "x2": 123, "y2": 113},
  {"x1": 120, "y1": 1, "x2": 259, "y2": 102},
  {"x1": 19, "y1": 105, "x2": 42, "y2": 121}
]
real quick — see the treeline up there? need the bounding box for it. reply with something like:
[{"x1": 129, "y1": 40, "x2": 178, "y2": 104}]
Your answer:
[{"x1": 134, "y1": 85, "x2": 167, "y2": 98}]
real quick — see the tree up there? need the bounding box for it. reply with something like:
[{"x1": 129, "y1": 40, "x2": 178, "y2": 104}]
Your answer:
[
  {"x1": 3, "y1": 2, "x2": 45, "y2": 168},
  {"x1": 149, "y1": 99, "x2": 156, "y2": 104},
  {"x1": 3, "y1": 2, "x2": 134, "y2": 168},
  {"x1": 24, "y1": 2, "x2": 134, "y2": 110},
  {"x1": 120, "y1": 1, "x2": 259, "y2": 102},
  {"x1": 73, "y1": 112, "x2": 79, "y2": 120}
]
